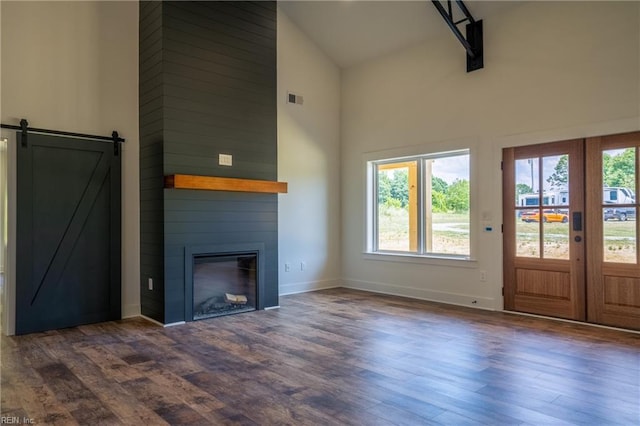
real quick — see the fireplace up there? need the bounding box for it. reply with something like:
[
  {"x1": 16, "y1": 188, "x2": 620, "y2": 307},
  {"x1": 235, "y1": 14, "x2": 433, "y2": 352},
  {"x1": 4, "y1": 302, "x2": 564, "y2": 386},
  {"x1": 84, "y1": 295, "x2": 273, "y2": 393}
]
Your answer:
[
  {"x1": 185, "y1": 243, "x2": 265, "y2": 321},
  {"x1": 193, "y1": 253, "x2": 257, "y2": 319}
]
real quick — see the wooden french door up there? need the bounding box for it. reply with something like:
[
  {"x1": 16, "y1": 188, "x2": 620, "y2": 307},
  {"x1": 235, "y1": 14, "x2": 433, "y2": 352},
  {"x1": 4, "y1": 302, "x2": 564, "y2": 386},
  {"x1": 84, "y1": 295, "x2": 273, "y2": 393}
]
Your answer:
[
  {"x1": 504, "y1": 132, "x2": 640, "y2": 331},
  {"x1": 503, "y1": 139, "x2": 586, "y2": 321},
  {"x1": 586, "y1": 132, "x2": 640, "y2": 330}
]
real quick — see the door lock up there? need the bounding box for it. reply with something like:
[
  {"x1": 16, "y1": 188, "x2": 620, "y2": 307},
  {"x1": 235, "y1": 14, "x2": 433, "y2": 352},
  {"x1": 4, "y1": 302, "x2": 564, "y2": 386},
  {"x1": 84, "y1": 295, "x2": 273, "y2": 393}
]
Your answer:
[{"x1": 572, "y1": 212, "x2": 582, "y2": 231}]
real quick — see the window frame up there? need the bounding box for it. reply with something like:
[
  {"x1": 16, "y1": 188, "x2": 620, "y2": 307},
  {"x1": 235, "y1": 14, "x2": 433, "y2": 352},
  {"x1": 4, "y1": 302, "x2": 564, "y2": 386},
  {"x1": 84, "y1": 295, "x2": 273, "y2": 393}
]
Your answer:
[{"x1": 366, "y1": 148, "x2": 473, "y2": 261}]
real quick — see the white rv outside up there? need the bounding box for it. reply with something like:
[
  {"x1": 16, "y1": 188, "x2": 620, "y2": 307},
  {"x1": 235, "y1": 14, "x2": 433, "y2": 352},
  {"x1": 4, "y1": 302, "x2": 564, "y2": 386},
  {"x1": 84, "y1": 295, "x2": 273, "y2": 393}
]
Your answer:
[
  {"x1": 518, "y1": 190, "x2": 569, "y2": 207},
  {"x1": 518, "y1": 187, "x2": 635, "y2": 207},
  {"x1": 603, "y1": 187, "x2": 635, "y2": 204}
]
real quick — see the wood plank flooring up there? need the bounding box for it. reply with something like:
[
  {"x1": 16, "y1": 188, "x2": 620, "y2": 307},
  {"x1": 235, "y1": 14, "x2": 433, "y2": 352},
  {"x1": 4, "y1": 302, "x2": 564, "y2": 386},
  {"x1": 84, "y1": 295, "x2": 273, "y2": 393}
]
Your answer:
[{"x1": 2, "y1": 288, "x2": 639, "y2": 425}]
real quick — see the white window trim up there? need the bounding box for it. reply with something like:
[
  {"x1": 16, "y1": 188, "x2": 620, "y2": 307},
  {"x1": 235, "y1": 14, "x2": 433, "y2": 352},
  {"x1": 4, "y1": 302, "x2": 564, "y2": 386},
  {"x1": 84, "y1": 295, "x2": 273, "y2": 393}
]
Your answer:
[{"x1": 363, "y1": 142, "x2": 477, "y2": 264}]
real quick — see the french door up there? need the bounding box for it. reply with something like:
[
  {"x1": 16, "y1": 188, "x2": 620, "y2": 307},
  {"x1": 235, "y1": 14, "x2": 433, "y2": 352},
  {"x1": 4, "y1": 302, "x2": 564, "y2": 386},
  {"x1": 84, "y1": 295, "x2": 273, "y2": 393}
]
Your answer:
[
  {"x1": 503, "y1": 139, "x2": 585, "y2": 321},
  {"x1": 586, "y1": 132, "x2": 640, "y2": 330},
  {"x1": 503, "y1": 132, "x2": 640, "y2": 331}
]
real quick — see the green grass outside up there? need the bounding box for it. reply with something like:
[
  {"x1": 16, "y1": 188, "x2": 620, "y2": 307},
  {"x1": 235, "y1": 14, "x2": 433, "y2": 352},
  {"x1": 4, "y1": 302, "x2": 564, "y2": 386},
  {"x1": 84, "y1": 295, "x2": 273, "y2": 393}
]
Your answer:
[{"x1": 378, "y1": 206, "x2": 636, "y2": 262}]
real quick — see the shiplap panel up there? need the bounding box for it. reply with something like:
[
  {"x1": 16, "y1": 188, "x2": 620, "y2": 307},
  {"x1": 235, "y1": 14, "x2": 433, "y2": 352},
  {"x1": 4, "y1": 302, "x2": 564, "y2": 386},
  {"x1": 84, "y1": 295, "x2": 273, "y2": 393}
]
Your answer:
[
  {"x1": 164, "y1": 51, "x2": 274, "y2": 88},
  {"x1": 162, "y1": 25, "x2": 273, "y2": 68},
  {"x1": 203, "y1": 1, "x2": 277, "y2": 31},
  {"x1": 200, "y1": 2, "x2": 277, "y2": 33},
  {"x1": 162, "y1": 136, "x2": 276, "y2": 157},
  {"x1": 163, "y1": 118, "x2": 276, "y2": 145},
  {"x1": 233, "y1": 1, "x2": 277, "y2": 21},
  {"x1": 163, "y1": 37, "x2": 274, "y2": 77},
  {"x1": 163, "y1": 14, "x2": 274, "y2": 62},
  {"x1": 164, "y1": 82, "x2": 274, "y2": 112},
  {"x1": 163, "y1": 62, "x2": 274, "y2": 97},
  {"x1": 165, "y1": 2, "x2": 276, "y2": 48},
  {"x1": 139, "y1": 0, "x2": 165, "y2": 323},
  {"x1": 139, "y1": 1, "x2": 278, "y2": 323},
  {"x1": 163, "y1": 97, "x2": 275, "y2": 129}
]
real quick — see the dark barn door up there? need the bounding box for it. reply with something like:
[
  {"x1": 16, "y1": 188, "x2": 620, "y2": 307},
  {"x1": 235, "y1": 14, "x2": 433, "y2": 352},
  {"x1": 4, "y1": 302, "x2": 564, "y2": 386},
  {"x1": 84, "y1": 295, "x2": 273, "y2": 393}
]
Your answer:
[{"x1": 16, "y1": 132, "x2": 121, "y2": 335}]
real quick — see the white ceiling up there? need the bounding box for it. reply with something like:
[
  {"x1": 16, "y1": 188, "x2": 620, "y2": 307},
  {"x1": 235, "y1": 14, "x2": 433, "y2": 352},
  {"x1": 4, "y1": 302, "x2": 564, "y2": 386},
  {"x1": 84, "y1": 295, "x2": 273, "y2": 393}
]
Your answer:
[{"x1": 279, "y1": 1, "x2": 523, "y2": 68}]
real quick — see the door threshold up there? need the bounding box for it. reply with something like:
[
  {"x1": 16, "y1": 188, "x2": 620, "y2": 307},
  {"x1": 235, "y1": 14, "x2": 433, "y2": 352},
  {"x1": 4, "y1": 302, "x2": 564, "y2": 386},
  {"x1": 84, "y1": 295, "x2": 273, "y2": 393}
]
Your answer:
[{"x1": 503, "y1": 309, "x2": 640, "y2": 335}]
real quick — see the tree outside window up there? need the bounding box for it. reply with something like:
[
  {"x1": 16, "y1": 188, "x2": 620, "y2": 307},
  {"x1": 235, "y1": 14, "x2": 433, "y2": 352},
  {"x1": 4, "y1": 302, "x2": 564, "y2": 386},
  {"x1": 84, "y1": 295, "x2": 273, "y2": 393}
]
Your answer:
[{"x1": 371, "y1": 150, "x2": 470, "y2": 257}]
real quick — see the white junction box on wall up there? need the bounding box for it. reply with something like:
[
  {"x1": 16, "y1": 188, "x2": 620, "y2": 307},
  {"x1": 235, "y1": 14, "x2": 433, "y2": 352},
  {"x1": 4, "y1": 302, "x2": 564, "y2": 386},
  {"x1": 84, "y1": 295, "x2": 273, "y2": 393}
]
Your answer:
[{"x1": 219, "y1": 154, "x2": 233, "y2": 166}]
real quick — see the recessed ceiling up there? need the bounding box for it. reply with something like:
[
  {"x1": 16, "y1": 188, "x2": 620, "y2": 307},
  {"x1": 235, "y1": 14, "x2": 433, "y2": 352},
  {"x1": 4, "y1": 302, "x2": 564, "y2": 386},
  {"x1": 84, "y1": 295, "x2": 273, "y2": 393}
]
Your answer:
[{"x1": 279, "y1": 1, "x2": 523, "y2": 68}]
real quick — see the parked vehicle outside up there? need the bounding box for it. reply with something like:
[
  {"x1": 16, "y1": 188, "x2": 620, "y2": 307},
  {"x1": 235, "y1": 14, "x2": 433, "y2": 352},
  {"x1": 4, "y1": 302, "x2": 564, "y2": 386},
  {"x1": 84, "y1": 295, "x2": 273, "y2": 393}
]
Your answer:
[
  {"x1": 604, "y1": 207, "x2": 636, "y2": 221},
  {"x1": 603, "y1": 187, "x2": 635, "y2": 205},
  {"x1": 521, "y1": 209, "x2": 569, "y2": 223}
]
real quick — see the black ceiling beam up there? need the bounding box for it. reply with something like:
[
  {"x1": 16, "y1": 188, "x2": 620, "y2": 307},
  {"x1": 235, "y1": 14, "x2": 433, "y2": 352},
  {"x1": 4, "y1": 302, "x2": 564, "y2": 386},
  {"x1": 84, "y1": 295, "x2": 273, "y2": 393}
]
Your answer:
[{"x1": 431, "y1": 0, "x2": 484, "y2": 72}]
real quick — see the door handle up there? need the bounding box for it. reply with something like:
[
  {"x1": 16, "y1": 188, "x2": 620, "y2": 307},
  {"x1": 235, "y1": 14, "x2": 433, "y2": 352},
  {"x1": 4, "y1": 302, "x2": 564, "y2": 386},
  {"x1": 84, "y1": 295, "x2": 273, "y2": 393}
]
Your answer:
[{"x1": 572, "y1": 212, "x2": 582, "y2": 231}]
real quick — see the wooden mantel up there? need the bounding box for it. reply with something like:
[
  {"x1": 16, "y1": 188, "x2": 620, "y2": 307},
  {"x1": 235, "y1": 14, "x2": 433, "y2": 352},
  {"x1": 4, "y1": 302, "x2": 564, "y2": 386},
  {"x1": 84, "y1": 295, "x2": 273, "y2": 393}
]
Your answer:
[{"x1": 165, "y1": 174, "x2": 288, "y2": 194}]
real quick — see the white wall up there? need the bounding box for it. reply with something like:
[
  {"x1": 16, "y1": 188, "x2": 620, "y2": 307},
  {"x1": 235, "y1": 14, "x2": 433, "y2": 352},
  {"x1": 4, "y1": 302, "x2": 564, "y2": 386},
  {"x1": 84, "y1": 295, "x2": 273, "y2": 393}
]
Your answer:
[
  {"x1": 341, "y1": 1, "x2": 640, "y2": 309},
  {"x1": 0, "y1": 140, "x2": 5, "y2": 275},
  {"x1": 277, "y1": 8, "x2": 342, "y2": 295},
  {"x1": 0, "y1": 1, "x2": 3, "y2": 277},
  {"x1": 0, "y1": 1, "x2": 140, "y2": 334}
]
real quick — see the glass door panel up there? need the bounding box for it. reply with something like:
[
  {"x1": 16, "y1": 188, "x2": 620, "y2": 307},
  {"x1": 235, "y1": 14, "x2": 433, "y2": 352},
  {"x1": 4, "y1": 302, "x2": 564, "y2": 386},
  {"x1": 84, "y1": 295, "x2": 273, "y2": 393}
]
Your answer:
[
  {"x1": 515, "y1": 158, "x2": 541, "y2": 258},
  {"x1": 601, "y1": 148, "x2": 637, "y2": 264},
  {"x1": 543, "y1": 219, "x2": 570, "y2": 260},
  {"x1": 515, "y1": 211, "x2": 540, "y2": 258},
  {"x1": 603, "y1": 209, "x2": 636, "y2": 263},
  {"x1": 513, "y1": 155, "x2": 571, "y2": 260}
]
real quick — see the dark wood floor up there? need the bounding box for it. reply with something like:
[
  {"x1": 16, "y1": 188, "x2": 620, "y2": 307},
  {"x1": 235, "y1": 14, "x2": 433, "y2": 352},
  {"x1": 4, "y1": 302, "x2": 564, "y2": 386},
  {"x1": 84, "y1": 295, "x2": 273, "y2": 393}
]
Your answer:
[{"x1": 1, "y1": 289, "x2": 639, "y2": 425}]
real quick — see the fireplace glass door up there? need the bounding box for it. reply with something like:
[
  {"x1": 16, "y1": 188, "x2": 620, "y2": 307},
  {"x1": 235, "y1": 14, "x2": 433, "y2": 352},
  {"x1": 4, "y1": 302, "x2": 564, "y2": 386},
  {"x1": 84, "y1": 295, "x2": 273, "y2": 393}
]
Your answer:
[{"x1": 192, "y1": 252, "x2": 257, "y2": 320}]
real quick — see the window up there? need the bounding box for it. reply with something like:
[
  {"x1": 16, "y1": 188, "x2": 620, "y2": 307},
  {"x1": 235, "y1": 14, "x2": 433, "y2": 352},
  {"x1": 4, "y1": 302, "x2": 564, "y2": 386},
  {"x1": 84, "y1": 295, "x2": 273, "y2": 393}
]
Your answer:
[{"x1": 368, "y1": 150, "x2": 470, "y2": 258}]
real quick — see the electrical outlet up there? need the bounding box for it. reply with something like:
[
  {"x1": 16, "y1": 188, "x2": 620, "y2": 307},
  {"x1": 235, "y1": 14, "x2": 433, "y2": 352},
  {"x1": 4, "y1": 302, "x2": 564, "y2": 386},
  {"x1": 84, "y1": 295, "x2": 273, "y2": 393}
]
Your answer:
[
  {"x1": 300, "y1": 261, "x2": 306, "y2": 271},
  {"x1": 480, "y1": 270, "x2": 487, "y2": 282},
  {"x1": 148, "y1": 277, "x2": 153, "y2": 290},
  {"x1": 285, "y1": 263, "x2": 291, "y2": 272}
]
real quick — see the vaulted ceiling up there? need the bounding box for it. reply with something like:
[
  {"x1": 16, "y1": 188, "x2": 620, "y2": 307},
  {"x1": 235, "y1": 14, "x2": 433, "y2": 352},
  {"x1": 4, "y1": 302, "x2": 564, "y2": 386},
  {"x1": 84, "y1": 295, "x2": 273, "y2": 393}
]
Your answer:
[{"x1": 279, "y1": 1, "x2": 525, "y2": 68}]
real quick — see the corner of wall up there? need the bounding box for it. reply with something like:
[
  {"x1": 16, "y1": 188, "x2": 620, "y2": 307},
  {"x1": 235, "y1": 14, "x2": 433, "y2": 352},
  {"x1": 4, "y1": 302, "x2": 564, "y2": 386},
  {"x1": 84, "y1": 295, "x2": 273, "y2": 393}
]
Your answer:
[{"x1": 277, "y1": 8, "x2": 343, "y2": 297}]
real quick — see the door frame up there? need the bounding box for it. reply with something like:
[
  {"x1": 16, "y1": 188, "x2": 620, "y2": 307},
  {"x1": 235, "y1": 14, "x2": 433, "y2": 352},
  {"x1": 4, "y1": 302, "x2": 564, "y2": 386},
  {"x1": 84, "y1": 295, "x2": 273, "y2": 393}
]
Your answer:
[{"x1": 2, "y1": 130, "x2": 18, "y2": 335}]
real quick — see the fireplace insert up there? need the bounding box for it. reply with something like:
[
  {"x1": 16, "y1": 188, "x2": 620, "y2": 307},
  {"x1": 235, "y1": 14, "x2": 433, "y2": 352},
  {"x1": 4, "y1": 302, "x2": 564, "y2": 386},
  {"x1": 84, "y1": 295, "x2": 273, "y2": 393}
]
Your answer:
[{"x1": 192, "y1": 252, "x2": 257, "y2": 320}]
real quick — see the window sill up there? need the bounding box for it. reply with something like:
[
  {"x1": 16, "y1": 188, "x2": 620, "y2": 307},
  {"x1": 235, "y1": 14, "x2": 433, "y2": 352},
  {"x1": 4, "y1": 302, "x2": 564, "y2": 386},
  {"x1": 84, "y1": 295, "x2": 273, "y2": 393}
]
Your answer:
[{"x1": 363, "y1": 252, "x2": 477, "y2": 268}]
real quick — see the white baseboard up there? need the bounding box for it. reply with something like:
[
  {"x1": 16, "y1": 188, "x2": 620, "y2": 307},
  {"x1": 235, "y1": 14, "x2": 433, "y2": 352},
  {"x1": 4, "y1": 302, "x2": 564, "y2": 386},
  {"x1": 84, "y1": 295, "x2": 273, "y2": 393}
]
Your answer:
[
  {"x1": 279, "y1": 279, "x2": 341, "y2": 296},
  {"x1": 342, "y1": 278, "x2": 496, "y2": 310}
]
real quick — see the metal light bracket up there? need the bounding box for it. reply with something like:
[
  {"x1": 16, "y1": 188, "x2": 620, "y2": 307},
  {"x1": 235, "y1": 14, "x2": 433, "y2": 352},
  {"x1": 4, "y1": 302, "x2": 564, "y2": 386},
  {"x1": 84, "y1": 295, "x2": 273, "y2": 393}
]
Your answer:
[{"x1": 432, "y1": 0, "x2": 484, "y2": 72}]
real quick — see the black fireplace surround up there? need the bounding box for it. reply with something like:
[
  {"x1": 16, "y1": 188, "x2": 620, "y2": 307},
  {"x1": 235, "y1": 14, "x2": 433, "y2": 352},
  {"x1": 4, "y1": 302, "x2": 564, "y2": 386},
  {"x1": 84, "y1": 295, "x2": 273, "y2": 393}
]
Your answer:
[
  {"x1": 139, "y1": 1, "x2": 279, "y2": 323},
  {"x1": 185, "y1": 243, "x2": 265, "y2": 321}
]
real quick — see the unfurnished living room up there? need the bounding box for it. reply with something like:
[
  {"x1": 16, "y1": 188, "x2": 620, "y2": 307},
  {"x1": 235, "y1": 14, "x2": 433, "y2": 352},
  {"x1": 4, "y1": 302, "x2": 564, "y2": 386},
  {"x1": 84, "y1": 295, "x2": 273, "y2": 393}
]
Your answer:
[{"x1": 0, "y1": 1, "x2": 639, "y2": 425}]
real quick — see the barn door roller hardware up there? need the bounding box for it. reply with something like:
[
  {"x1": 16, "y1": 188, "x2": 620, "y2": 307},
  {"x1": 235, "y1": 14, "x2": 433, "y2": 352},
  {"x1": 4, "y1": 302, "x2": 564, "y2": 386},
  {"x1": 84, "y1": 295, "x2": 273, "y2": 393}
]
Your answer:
[
  {"x1": 1, "y1": 118, "x2": 125, "y2": 155},
  {"x1": 431, "y1": 0, "x2": 483, "y2": 72}
]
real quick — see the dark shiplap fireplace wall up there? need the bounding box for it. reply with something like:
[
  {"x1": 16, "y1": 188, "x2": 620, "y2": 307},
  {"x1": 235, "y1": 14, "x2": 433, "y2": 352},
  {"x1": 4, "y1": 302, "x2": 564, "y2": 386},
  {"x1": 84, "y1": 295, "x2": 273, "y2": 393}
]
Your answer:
[{"x1": 139, "y1": 1, "x2": 278, "y2": 324}]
